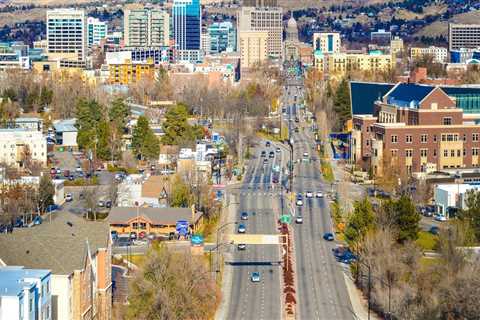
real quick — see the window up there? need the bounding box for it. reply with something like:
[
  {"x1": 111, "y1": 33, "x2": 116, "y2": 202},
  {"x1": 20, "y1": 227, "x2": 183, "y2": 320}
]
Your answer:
[
  {"x1": 444, "y1": 149, "x2": 448, "y2": 157},
  {"x1": 391, "y1": 135, "x2": 398, "y2": 143},
  {"x1": 433, "y1": 135, "x2": 437, "y2": 142},
  {"x1": 406, "y1": 135, "x2": 413, "y2": 143},
  {"x1": 391, "y1": 149, "x2": 398, "y2": 157},
  {"x1": 434, "y1": 149, "x2": 437, "y2": 157},
  {"x1": 443, "y1": 117, "x2": 452, "y2": 125},
  {"x1": 366, "y1": 140, "x2": 370, "y2": 146},
  {"x1": 451, "y1": 150, "x2": 455, "y2": 157},
  {"x1": 464, "y1": 149, "x2": 466, "y2": 157},
  {"x1": 473, "y1": 148, "x2": 480, "y2": 156},
  {"x1": 473, "y1": 133, "x2": 479, "y2": 142},
  {"x1": 421, "y1": 134, "x2": 428, "y2": 143},
  {"x1": 405, "y1": 149, "x2": 413, "y2": 157},
  {"x1": 463, "y1": 134, "x2": 467, "y2": 141},
  {"x1": 457, "y1": 149, "x2": 461, "y2": 157},
  {"x1": 420, "y1": 149, "x2": 428, "y2": 157}
]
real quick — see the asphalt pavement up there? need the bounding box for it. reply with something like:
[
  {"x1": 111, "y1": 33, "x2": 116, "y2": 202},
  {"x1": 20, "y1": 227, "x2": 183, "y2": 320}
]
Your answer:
[{"x1": 226, "y1": 143, "x2": 283, "y2": 320}]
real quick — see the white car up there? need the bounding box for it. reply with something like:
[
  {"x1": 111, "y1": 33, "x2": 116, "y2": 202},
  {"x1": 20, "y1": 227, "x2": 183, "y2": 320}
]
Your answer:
[
  {"x1": 306, "y1": 191, "x2": 313, "y2": 198},
  {"x1": 434, "y1": 215, "x2": 447, "y2": 222},
  {"x1": 296, "y1": 199, "x2": 303, "y2": 206},
  {"x1": 295, "y1": 216, "x2": 303, "y2": 224},
  {"x1": 316, "y1": 192, "x2": 324, "y2": 198},
  {"x1": 65, "y1": 193, "x2": 73, "y2": 202}
]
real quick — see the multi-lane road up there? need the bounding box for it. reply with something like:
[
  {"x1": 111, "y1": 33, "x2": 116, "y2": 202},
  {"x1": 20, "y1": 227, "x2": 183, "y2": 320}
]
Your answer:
[{"x1": 224, "y1": 74, "x2": 354, "y2": 320}]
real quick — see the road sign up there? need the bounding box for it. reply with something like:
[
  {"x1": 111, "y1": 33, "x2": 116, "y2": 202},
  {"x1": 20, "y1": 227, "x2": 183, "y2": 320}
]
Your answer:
[
  {"x1": 280, "y1": 214, "x2": 292, "y2": 224},
  {"x1": 176, "y1": 220, "x2": 189, "y2": 236},
  {"x1": 191, "y1": 234, "x2": 204, "y2": 246}
]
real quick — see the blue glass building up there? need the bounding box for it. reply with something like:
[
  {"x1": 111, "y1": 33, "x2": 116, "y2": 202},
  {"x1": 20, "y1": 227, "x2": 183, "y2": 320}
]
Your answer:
[{"x1": 172, "y1": 0, "x2": 201, "y2": 51}]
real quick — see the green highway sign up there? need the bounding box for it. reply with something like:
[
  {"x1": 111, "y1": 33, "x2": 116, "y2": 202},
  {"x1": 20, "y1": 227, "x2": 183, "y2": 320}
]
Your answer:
[{"x1": 280, "y1": 214, "x2": 292, "y2": 224}]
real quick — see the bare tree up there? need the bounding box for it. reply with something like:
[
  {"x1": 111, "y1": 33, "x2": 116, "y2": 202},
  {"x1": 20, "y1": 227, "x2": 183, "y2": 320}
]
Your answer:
[{"x1": 83, "y1": 186, "x2": 99, "y2": 220}]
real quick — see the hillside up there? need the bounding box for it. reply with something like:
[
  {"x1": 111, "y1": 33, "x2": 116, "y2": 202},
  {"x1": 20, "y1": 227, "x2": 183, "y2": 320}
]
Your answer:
[{"x1": 415, "y1": 9, "x2": 480, "y2": 38}]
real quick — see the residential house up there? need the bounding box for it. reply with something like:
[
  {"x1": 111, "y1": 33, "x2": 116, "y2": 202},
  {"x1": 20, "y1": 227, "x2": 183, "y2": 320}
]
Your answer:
[{"x1": 0, "y1": 211, "x2": 112, "y2": 320}]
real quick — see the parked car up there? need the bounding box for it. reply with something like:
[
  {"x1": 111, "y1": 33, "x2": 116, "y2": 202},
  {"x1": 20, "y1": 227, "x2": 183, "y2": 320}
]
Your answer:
[
  {"x1": 33, "y1": 216, "x2": 42, "y2": 225},
  {"x1": 265, "y1": 141, "x2": 271, "y2": 147},
  {"x1": 98, "y1": 200, "x2": 105, "y2": 207},
  {"x1": 105, "y1": 200, "x2": 112, "y2": 209},
  {"x1": 428, "y1": 226, "x2": 440, "y2": 235},
  {"x1": 240, "y1": 212, "x2": 248, "y2": 220},
  {"x1": 316, "y1": 192, "x2": 324, "y2": 198},
  {"x1": 276, "y1": 147, "x2": 281, "y2": 153},
  {"x1": 13, "y1": 218, "x2": 24, "y2": 228},
  {"x1": 261, "y1": 151, "x2": 266, "y2": 157},
  {"x1": 306, "y1": 191, "x2": 313, "y2": 198},
  {"x1": 237, "y1": 243, "x2": 247, "y2": 250},
  {"x1": 269, "y1": 151, "x2": 275, "y2": 159},
  {"x1": 110, "y1": 230, "x2": 118, "y2": 241},
  {"x1": 434, "y1": 214, "x2": 447, "y2": 222}
]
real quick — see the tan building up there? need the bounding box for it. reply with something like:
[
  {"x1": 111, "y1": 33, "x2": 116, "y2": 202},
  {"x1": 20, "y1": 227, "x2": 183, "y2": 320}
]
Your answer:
[
  {"x1": 314, "y1": 51, "x2": 393, "y2": 76},
  {"x1": 390, "y1": 36, "x2": 404, "y2": 56},
  {"x1": 107, "y1": 55, "x2": 155, "y2": 85},
  {"x1": 410, "y1": 46, "x2": 448, "y2": 64},
  {"x1": 313, "y1": 32, "x2": 341, "y2": 54},
  {"x1": 0, "y1": 212, "x2": 112, "y2": 320},
  {"x1": 124, "y1": 5, "x2": 170, "y2": 47},
  {"x1": 237, "y1": 6, "x2": 282, "y2": 59},
  {"x1": 239, "y1": 30, "x2": 268, "y2": 69}
]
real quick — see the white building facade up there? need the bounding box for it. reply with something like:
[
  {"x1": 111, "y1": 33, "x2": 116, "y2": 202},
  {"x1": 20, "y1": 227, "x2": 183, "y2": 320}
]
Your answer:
[{"x1": 0, "y1": 129, "x2": 46, "y2": 167}]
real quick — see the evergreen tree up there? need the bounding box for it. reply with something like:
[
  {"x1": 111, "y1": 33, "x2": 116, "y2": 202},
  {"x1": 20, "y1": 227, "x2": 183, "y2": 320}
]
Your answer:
[
  {"x1": 109, "y1": 98, "x2": 129, "y2": 131},
  {"x1": 333, "y1": 78, "x2": 351, "y2": 131},
  {"x1": 96, "y1": 120, "x2": 111, "y2": 161},
  {"x1": 132, "y1": 116, "x2": 160, "y2": 160},
  {"x1": 161, "y1": 103, "x2": 191, "y2": 145},
  {"x1": 460, "y1": 190, "x2": 480, "y2": 241},
  {"x1": 345, "y1": 197, "x2": 375, "y2": 245},
  {"x1": 393, "y1": 195, "x2": 421, "y2": 243}
]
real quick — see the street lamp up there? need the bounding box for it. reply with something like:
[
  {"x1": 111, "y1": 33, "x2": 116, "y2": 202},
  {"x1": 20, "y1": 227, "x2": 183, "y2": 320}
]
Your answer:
[
  {"x1": 216, "y1": 221, "x2": 238, "y2": 253},
  {"x1": 208, "y1": 241, "x2": 234, "y2": 279}
]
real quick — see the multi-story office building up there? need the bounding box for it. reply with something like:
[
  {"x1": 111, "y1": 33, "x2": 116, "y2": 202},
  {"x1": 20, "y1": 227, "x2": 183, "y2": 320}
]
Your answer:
[
  {"x1": 0, "y1": 267, "x2": 52, "y2": 320},
  {"x1": 390, "y1": 36, "x2": 404, "y2": 56},
  {"x1": 239, "y1": 30, "x2": 268, "y2": 69},
  {"x1": 243, "y1": 0, "x2": 277, "y2": 6},
  {"x1": 124, "y1": 6, "x2": 170, "y2": 47},
  {"x1": 173, "y1": 0, "x2": 202, "y2": 62},
  {"x1": 313, "y1": 32, "x2": 341, "y2": 54},
  {"x1": 87, "y1": 17, "x2": 107, "y2": 47},
  {"x1": 0, "y1": 128, "x2": 46, "y2": 168},
  {"x1": 46, "y1": 9, "x2": 87, "y2": 61},
  {"x1": 410, "y1": 46, "x2": 448, "y2": 64},
  {"x1": 201, "y1": 32, "x2": 211, "y2": 55},
  {"x1": 237, "y1": 6, "x2": 282, "y2": 59},
  {"x1": 448, "y1": 23, "x2": 480, "y2": 52},
  {"x1": 352, "y1": 83, "x2": 480, "y2": 175},
  {"x1": 208, "y1": 21, "x2": 236, "y2": 54}
]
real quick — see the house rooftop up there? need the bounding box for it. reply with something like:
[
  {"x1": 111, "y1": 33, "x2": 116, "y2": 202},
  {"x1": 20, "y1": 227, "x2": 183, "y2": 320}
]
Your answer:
[
  {"x1": 0, "y1": 211, "x2": 109, "y2": 275},
  {"x1": 107, "y1": 206, "x2": 201, "y2": 226},
  {"x1": 386, "y1": 83, "x2": 436, "y2": 108},
  {"x1": 53, "y1": 119, "x2": 77, "y2": 133}
]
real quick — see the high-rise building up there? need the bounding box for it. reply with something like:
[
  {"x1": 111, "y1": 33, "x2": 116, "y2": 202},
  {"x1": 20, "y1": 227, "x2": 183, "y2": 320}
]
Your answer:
[
  {"x1": 87, "y1": 17, "x2": 107, "y2": 47},
  {"x1": 173, "y1": 0, "x2": 201, "y2": 62},
  {"x1": 239, "y1": 30, "x2": 268, "y2": 69},
  {"x1": 243, "y1": 0, "x2": 277, "y2": 7},
  {"x1": 449, "y1": 23, "x2": 480, "y2": 52},
  {"x1": 46, "y1": 9, "x2": 87, "y2": 61},
  {"x1": 124, "y1": 6, "x2": 170, "y2": 47},
  {"x1": 208, "y1": 21, "x2": 236, "y2": 54},
  {"x1": 237, "y1": 6, "x2": 282, "y2": 59},
  {"x1": 313, "y1": 32, "x2": 341, "y2": 54}
]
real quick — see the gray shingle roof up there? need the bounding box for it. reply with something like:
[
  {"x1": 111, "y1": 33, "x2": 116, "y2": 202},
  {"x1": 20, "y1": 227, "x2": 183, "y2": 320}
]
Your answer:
[
  {"x1": 0, "y1": 211, "x2": 109, "y2": 275},
  {"x1": 107, "y1": 207, "x2": 200, "y2": 225}
]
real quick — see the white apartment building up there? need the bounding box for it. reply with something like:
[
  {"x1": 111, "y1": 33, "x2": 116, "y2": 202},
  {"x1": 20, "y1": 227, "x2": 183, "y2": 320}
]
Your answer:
[
  {"x1": 46, "y1": 9, "x2": 87, "y2": 61},
  {"x1": 124, "y1": 6, "x2": 170, "y2": 47},
  {"x1": 313, "y1": 32, "x2": 341, "y2": 54},
  {"x1": 237, "y1": 6, "x2": 283, "y2": 59},
  {"x1": 87, "y1": 17, "x2": 107, "y2": 47},
  {"x1": 449, "y1": 23, "x2": 480, "y2": 51},
  {"x1": 410, "y1": 46, "x2": 448, "y2": 64},
  {"x1": 0, "y1": 129, "x2": 47, "y2": 167},
  {"x1": 239, "y1": 30, "x2": 268, "y2": 69}
]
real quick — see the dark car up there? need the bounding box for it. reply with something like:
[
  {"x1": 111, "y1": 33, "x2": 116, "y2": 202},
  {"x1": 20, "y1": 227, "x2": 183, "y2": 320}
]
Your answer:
[
  {"x1": 13, "y1": 218, "x2": 24, "y2": 228},
  {"x1": 266, "y1": 141, "x2": 271, "y2": 147},
  {"x1": 323, "y1": 232, "x2": 334, "y2": 241},
  {"x1": 261, "y1": 151, "x2": 266, "y2": 157},
  {"x1": 240, "y1": 212, "x2": 248, "y2": 220},
  {"x1": 105, "y1": 200, "x2": 112, "y2": 209},
  {"x1": 68, "y1": 175, "x2": 75, "y2": 181},
  {"x1": 429, "y1": 226, "x2": 440, "y2": 235}
]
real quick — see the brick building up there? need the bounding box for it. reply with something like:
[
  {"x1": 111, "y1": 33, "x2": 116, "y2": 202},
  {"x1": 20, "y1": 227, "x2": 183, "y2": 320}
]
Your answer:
[{"x1": 352, "y1": 83, "x2": 480, "y2": 175}]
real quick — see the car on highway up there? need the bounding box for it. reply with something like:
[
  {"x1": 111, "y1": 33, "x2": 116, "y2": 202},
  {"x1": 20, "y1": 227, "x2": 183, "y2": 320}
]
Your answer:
[
  {"x1": 306, "y1": 191, "x2": 313, "y2": 198},
  {"x1": 105, "y1": 200, "x2": 112, "y2": 209},
  {"x1": 295, "y1": 117, "x2": 299, "y2": 123},
  {"x1": 261, "y1": 151, "x2": 266, "y2": 157},
  {"x1": 269, "y1": 151, "x2": 275, "y2": 158},
  {"x1": 295, "y1": 215, "x2": 303, "y2": 224},
  {"x1": 240, "y1": 212, "x2": 248, "y2": 220},
  {"x1": 65, "y1": 193, "x2": 73, "y2": 202},
  {"x1": 276, "y1": 147, "x2": 281, "y2": 153},
  {"x1": 251, "y1": 271, "x2": 261, "y2": 283},
  {"x1": 265, "y1": 141, "x2": 271, "y2": 147},
  {"x1": 294, "y1": 127, "x2": 299, "y2": 133},
  {"x1": 302, "y1": 152, "x2": 309, "y2": 162},
  {"x1": 296, "y1": 194, "x2": 303, "y2": 206},
  {"x1": 237, "y1": 224, "x2": 246, "y2": 233},
  {"x1": 323, "y1": 232, "x2": 334, "y2": 241},
  {"x1": 316, "y1": 192, "x2": 324, "y2": 198},
  {"x1": 237, "y1": 243, "x2": 247, "y2": 250},
  {"x1": 68, "y1": 175, "x2": 75, "y2": 181},
  {"x1": 263, "y1": 158, "x2": 269, "y2": 164},
  {"x1": 98, "y1": 200, "x2": 105, "y2": 207}
]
